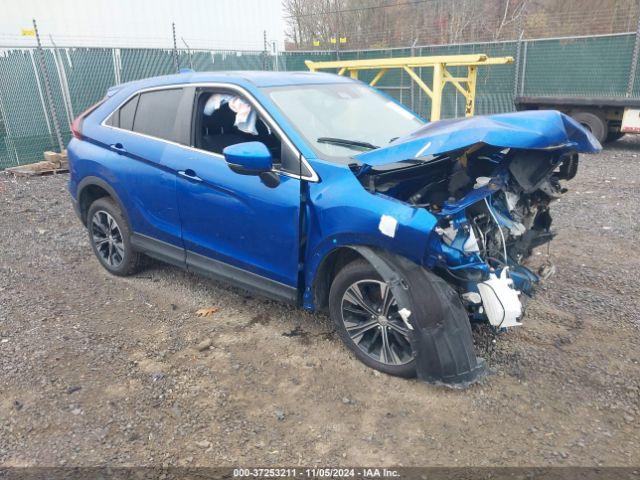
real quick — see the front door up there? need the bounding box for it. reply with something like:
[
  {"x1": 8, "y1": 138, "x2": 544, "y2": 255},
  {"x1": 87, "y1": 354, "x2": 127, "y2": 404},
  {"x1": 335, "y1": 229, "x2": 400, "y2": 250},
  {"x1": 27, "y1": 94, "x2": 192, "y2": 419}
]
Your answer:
[{"x1": 172, "y1": 88, "x2": 302, "y2": 302}]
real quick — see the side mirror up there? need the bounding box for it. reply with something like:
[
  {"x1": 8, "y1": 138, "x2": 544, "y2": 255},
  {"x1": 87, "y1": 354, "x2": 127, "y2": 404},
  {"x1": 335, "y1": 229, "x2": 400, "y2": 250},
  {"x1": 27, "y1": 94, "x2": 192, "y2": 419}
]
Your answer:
[{"x1": 223, "y1": 142, "x2": 273, "y2": 175}]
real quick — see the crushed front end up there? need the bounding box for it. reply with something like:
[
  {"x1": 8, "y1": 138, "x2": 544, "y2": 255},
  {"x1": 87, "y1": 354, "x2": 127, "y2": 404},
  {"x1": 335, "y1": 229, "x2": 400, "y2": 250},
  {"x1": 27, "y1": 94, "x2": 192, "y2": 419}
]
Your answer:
[
  {"x1": 422, "y1": 147, "x2": 578, "y2": 328},
  {"x1": 354, "y1": 110, "x2": 601, "y2": 330}
]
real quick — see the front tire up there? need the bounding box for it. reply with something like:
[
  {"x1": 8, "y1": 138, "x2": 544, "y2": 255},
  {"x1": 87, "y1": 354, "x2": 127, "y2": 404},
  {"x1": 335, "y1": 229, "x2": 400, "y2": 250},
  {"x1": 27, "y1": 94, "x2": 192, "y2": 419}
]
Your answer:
[
  {"x1": 87, "y1": 197, "x2": 142, "y2": 276},
  {"x1": 329, "y1": 260, "x2": 416, "y2": 378}
]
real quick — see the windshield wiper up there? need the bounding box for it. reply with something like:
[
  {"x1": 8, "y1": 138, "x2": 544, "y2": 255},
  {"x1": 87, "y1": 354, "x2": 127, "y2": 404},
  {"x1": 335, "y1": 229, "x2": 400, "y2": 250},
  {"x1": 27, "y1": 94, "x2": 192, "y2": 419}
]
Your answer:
[{"x1": 317, "y1": 137, "x2": 379, "y2": 151}]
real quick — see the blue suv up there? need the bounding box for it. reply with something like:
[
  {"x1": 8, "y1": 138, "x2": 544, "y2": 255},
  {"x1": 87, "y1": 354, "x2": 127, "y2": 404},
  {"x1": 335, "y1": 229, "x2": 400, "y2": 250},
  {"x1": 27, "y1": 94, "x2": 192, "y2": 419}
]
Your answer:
[{"x1": 68, "y1": 71, "x2": 599, "y2": 386}]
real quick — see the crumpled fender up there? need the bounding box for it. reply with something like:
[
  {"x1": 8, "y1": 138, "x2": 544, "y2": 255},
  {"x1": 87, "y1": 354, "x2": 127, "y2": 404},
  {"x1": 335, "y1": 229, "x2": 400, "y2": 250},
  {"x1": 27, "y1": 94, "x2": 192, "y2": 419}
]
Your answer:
[
  {"x1": 354, "y1": 110, "x2": 602, "y2": 167},
  {"x1": 348, "y1": 246, "x2": 487, "y2": 388},
  {"x1": 302, "y1": 161, "x2": 438, "y2": 309}
]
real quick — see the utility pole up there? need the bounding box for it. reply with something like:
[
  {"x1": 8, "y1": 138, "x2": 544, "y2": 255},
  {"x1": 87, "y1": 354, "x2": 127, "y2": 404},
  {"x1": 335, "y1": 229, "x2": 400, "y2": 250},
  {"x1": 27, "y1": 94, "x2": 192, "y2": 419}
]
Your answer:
[
  {"x1": 49, "y1": 34, "x2": 74, "y2": 123},
  {"x1": 627, "y1": 14, "x2": 640, "y2": 97},
  {"x1": 263, "y1": 30, "x2": 268, "y2": 70},
  {"x1": 181, "y1": 37, "x2": 193, "y2": 70},
  {"x1": 410, "y1": 38, "x2": 418, "y2": 111},
  {"x1": 172, "y1": 22, "x2": 180, "y2": 72},
  {"x1": 272, "y1": 41, "x2": 279, "y2": 72},
  {"x1": 514, "y1": 30, "x2": 524, "y2": 99},
  {"x1": 33, "y1": 18, "x2": 64, "y2": 153}
]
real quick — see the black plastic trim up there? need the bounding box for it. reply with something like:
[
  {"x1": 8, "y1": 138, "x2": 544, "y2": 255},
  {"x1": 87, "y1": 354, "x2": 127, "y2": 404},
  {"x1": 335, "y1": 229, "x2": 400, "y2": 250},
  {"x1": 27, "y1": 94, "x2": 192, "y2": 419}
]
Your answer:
[
  {"x1": 348, "y1": 246, "x2": 486, "y2": 388},
  {"x1": 186, "y1": 250, "x2": 298, "y2": 304},
  {"x1": 129, "y1": 233, "x2": 297, "y2": 303},
  {"x1": 174, "y1": 87, "x2": 195, "y2": 146},
  {"x1": 130, "y1": 233, "x2": 186, "y2": 268}
]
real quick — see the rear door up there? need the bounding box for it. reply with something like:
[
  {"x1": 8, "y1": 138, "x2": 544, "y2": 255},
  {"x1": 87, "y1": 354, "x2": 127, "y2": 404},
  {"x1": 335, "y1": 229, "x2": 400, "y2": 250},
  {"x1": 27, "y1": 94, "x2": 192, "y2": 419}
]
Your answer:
[{"x1": 101, "y1": 87, "x2": 193, "y2": 261}]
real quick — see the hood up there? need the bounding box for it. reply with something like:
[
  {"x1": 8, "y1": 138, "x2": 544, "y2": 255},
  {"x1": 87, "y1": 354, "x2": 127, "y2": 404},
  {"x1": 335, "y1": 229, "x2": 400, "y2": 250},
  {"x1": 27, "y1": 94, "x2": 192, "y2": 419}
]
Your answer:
[{"x1": 354, "y1": 110, "x2": 602, "y2": 167}]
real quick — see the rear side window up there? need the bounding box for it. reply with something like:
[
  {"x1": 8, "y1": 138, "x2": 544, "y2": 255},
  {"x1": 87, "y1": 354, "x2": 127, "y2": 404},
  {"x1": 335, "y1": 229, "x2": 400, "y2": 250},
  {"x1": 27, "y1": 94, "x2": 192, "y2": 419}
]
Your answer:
[
  {"x1": 118, "y1": 95, "x2": 139, "y2": 130},
  {"x1": 104, "y1": 94, "x2": 138, "y2": 129},
  {"x1": 132, "y1": 89, "x2": 184, "y2": 143}
]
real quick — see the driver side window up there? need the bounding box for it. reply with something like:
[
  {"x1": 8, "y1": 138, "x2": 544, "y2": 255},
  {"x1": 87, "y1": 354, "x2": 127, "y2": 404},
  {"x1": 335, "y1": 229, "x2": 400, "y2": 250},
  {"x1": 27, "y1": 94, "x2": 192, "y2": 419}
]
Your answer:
[{"x1": 194, "y1": 90, "x2": 282, "y2": 167}]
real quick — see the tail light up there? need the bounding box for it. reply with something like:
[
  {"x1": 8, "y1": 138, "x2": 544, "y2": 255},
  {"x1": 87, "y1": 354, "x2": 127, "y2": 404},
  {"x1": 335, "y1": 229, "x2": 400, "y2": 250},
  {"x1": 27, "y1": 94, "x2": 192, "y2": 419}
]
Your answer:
[{"x1": 71, "y1": 98, "x2": 107, "y2": 140}]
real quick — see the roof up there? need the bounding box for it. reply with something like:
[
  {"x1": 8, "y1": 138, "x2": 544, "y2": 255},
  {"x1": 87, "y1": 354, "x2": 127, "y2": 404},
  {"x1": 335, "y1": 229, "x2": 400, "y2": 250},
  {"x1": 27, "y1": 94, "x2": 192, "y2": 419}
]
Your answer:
[
  {"x1": 189, "y1": 71, "x2": 355, "y2": 87},
  {"x1": 109, "y1": 71, "x2": 353, "y2": 95}
]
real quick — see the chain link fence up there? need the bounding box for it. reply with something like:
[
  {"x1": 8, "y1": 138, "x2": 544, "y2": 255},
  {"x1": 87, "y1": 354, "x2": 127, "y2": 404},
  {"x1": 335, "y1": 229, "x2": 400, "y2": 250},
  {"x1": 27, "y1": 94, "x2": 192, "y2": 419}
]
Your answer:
[{"x1": 1, "y1": 31, "x2": 638, "y2": 169}]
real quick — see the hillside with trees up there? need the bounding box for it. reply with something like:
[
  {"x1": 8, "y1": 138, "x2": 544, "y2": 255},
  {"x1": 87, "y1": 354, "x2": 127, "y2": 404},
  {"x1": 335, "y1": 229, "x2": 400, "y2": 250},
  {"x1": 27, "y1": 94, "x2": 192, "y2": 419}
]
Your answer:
[{"x1": 283, "y1": 0, "x2": 640, "y2": 49}]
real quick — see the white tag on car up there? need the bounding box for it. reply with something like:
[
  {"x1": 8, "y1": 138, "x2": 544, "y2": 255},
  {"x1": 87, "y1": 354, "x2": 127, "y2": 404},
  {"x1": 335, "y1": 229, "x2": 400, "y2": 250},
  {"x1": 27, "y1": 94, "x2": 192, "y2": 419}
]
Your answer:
[{"x1": 378, "y1": 215, "x2": 398, "y2": 238}]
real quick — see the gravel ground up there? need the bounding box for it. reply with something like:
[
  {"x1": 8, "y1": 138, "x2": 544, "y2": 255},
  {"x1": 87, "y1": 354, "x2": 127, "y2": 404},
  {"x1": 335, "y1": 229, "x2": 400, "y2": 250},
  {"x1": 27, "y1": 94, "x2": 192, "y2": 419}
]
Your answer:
[{"x1": 0, "y1": 137, "x2": 639, "y2": 467}]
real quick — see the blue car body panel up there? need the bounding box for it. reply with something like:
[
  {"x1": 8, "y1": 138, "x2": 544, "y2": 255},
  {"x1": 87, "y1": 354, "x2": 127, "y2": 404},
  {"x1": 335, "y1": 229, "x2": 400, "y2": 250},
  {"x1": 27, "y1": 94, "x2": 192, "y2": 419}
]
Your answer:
[
  {"x1": 354, "y1": 110, "x2": 601, "y2": 167},
  {"x1": 68, "y1": 71, "x2": 597, "y2": 312},
  {"x1": 68, "y1": 135, "x2": 182, "y2": 248},
  {"x1": 301, "y1": 160, "x2": 437, "y2": 308},
  {"x1": 168, "y1": 143, "x2": 301, "y2": 286}
]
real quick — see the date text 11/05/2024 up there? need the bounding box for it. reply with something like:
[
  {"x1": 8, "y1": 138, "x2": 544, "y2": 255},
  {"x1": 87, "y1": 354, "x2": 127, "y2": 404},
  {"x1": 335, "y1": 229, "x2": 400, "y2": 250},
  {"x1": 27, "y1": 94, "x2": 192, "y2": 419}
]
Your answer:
[{"x1": 233, "y1": 468, "x2": 401, "y2": 477}]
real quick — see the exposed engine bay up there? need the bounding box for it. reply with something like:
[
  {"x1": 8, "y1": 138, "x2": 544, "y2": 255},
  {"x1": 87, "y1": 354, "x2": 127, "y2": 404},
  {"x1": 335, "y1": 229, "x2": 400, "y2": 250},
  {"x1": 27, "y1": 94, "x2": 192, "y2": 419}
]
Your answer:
[{"x1": 356, "y1": 144, "x2": 580, "y2": 329}]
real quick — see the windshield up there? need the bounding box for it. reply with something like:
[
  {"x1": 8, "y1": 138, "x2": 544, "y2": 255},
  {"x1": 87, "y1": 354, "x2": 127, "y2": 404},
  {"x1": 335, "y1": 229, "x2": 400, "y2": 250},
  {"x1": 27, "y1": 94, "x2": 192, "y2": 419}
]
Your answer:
[{"x1": 263, "y1": 83, "x2": 424, "y2": 161}]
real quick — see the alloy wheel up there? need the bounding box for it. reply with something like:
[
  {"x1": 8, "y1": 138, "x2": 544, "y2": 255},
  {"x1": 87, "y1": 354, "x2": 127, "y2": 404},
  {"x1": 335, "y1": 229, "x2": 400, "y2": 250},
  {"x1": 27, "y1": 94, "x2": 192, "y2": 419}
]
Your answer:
[
  {"x1": 91, "y1": 210, "x2": 125, "y2": 268},
  {"x1": 340, "y1": 279, "x2": 413, "y2": 366}
]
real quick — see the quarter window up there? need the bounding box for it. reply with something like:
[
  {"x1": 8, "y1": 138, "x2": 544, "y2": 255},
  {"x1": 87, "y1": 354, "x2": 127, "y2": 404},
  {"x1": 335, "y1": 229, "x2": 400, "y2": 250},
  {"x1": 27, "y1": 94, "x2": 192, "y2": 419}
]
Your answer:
[
  {"x1": 105, "y1": 95, "x2": 138, "y2": 129},
  {"x1": 118, "y1": 95, "x2": 139, "y2": 130}
]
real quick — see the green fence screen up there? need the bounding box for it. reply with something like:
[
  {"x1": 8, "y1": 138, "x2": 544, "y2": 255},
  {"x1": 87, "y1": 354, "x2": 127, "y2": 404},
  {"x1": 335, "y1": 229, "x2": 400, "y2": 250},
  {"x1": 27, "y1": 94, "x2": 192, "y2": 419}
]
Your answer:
[{"x1": 0, "y1": 32, "x2": 636, "y2": 169}]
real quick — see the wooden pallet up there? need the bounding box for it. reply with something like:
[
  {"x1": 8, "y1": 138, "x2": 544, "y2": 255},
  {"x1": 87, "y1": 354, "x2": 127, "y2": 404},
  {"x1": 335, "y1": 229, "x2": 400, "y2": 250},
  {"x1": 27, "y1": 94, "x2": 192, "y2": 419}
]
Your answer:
[{"x1": 5, "y1": 151, "x2": 68, "y2": 177}]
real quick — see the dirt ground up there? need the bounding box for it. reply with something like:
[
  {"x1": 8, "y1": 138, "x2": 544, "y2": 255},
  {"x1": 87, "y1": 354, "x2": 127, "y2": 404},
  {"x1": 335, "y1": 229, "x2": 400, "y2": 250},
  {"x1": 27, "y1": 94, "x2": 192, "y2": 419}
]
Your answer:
[{"x1": 1, "y1": 137, "x2": 639, "y2": 468}]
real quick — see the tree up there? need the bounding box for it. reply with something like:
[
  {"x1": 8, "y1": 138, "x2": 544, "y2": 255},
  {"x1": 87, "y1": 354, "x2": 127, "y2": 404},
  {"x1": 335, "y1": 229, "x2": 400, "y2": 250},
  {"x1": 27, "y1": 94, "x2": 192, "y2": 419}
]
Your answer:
[{"x1": 282, "y1": 0, "x2": 639, "y2": 50}]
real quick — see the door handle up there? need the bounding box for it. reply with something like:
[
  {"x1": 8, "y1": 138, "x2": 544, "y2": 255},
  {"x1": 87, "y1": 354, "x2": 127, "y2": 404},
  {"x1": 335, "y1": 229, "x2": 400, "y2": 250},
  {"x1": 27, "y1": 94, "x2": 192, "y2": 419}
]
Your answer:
[
  {"x1": 110, "y1": 143, "x2": 127, "y2": 155},
  {"x1": 178, "y1": 169, "x2": 203, "y2": 182}
]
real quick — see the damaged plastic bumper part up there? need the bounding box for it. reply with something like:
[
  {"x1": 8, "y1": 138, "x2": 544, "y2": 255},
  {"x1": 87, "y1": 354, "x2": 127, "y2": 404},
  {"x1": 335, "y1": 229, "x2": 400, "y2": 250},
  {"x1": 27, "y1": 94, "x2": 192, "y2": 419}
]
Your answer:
[{"x1": 353, "y1": 110, "x2": 601, "y2": 385}]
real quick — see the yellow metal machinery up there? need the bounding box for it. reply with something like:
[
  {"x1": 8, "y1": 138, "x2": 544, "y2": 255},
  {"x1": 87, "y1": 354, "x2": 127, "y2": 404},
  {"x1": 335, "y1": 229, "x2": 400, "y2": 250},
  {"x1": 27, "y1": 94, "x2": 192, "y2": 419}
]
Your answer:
[{"x1": 305, "y1": 54, "x2": 514, "y2": 121}]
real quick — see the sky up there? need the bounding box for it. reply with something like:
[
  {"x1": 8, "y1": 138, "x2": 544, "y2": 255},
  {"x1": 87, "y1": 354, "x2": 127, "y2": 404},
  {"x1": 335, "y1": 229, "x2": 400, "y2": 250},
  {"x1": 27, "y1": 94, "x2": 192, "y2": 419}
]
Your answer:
[{"x1": 0, "y1": 0, "x2": 285, "y2": 50}]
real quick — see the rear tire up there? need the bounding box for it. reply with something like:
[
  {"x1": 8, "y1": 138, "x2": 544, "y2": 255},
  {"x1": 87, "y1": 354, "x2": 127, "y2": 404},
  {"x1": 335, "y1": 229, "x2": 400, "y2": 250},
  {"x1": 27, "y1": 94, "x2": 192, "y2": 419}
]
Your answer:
[
  {"x1": 571, "y1": 111, "x2": 607, "y2": 144},
  {"x1": 329, "y1": 260, "x2": 416, "y2": 378},
  {"x1": 87, "y1": 197, "x2": 142, "y2": 276}
]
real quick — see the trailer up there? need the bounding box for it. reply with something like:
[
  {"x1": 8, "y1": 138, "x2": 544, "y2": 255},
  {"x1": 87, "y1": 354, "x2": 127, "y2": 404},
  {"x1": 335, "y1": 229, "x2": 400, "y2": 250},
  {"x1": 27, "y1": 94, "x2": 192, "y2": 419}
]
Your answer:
[
  {"x1": 305, "y1": 52, "x2": 639, "y2": 146},
  {"x1": 515, "y1": 95, "x2": 640, "y2": 144}
]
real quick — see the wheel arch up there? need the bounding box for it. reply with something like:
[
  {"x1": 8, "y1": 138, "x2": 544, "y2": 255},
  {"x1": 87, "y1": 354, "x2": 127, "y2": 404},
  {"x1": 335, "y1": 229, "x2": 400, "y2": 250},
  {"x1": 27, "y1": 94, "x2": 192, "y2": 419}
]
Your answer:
[
  {"x1": 314, "y1": 245, "x2": 487, "y2": 387},
  {"x1": 311, "y1": 246, "x2": 367, "y2": 312},
  {"x1": 77, "y1": 176, "x2": 130, "y2": 228},
  {"x1": 310, "y1": 245, "x2": 419, "y2": 313}
]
